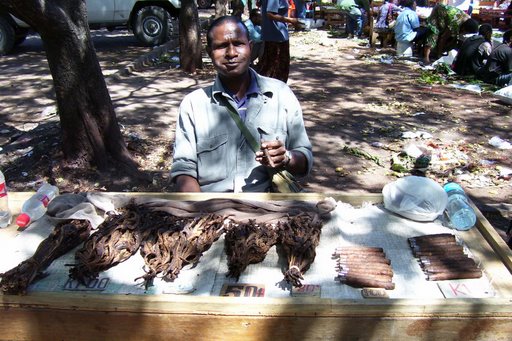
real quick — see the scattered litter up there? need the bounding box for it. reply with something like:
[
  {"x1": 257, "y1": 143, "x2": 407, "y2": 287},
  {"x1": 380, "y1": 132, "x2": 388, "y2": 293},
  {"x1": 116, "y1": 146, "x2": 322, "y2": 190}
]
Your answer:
[
  {"x1": 489, "y1": 136, "x2": 512, "y2": 149},
  {"x1": 371, "y1": 141, "x2": 385, "y2": 148},
  {"x1": 40, "y1": 106, "x2": 57, "y2": 117},
  {"x1": 480, "y1": 159, "x2": 497, "y2": 167},
  {"x1": 450, "y1": 83, "x2": 482, "y2": 93},
  {"x1": 342, "y1": 145, "x2": 382, "y2": 166},
  {"x1": 402, "y1": 131, "x2": 433, "y2": 139},
  {"x1": 494, "y1": 84, "x2": 512, "y2": 105},
  {"x1": 413, "y1": 111, "x2": 426, "y2": 116},
  {"x1": 379, "y1": 55, "x2": 393, "y2": 64},
  {"x1": 403, "y1": 144, "x2": 426, "y2": 158},
  {"x1": 497, "y1": 166, "x2": 512, "y2": 179},
  {"x1": 21, "y1": 172, "x2": 28, "y2": 177},
  {"x1": 0, "y1": 129, "x2": 10, "y2": 134}
]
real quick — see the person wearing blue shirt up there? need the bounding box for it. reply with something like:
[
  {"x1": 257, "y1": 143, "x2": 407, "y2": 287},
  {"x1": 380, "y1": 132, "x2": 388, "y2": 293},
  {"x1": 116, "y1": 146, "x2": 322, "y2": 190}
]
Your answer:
[{"x1": 394, "y1": 0, "x2": 427, "y2": 53}]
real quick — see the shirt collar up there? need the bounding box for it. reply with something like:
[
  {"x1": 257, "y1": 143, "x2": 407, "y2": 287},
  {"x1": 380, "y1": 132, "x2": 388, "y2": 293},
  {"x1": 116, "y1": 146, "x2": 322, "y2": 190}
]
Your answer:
[{"x1": 212, "y1": 68, "x2": 262, "y2": 103}]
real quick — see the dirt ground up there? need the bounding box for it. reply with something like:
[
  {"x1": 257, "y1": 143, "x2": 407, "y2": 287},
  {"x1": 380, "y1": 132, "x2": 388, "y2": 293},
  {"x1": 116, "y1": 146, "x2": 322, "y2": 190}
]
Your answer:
[{"x1": 0, "y1": 23, "x2": 511, "y2": 241}]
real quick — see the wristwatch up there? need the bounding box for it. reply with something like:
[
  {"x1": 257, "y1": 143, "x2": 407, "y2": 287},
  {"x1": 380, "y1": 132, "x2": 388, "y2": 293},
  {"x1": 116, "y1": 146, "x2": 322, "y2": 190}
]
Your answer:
[{"x1": 283, "y1": 150, "x2": 292, "y2": 167}]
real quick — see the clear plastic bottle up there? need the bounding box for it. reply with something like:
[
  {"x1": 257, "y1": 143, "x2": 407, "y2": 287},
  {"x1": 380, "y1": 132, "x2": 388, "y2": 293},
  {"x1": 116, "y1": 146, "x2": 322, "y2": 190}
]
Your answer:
[
  {"x1": 16, "y1": 183, "x2": 59, "y2": 228},
  {"x1": 443, "y1": 182, "x2": 476, "y2": 231},
  {"x1": 0, "y1": 170, "x2": 12, "y2": 228}
]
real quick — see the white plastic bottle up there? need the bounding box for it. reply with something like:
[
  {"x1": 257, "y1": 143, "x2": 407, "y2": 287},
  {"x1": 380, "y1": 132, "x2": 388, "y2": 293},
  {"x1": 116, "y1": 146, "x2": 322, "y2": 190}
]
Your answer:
[
  {"x1": 16, "y1": 183, "x2": 59, "y2": 228},
  {"x1": 0, "y1": 170, "x2": 12, "y2": 228},
  {"x1": 443, "y1": 182, "x2": 476, "y2": 231}
]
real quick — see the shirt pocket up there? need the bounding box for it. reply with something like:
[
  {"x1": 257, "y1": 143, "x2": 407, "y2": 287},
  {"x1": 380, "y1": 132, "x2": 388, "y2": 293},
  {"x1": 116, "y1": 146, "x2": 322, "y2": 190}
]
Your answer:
[
  {"x1": 256, "y1": 125, "x2": 287, "y2": 146},
  {"x1": 197, "y1": 134, "x2": 229, "y2": 185}
]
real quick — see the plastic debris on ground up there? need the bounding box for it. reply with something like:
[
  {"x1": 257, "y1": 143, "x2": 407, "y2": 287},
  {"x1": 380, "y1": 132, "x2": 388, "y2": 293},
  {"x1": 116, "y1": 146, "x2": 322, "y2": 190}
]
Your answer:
[
  {"x1": 489, "y1": 136, "x2": 512, "y2": 149},
  {"x1": 401, "y1": 131, "x2": 433, "y2": 139},
  {"x1": 450, "y1": 83, "x2": 482, "y2": 94}
]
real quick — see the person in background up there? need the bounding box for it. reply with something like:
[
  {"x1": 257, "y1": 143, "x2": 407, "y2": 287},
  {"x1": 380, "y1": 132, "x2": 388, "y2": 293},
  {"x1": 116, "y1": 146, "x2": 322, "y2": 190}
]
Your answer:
[
  {"x1": 452, "y1": 23, "x2": 493, "y2": 76},
  {"x1": 244, "y1": 8, "x2": 264, "y2": 63},
  {"x1": 294, "y1": 0, "x2": 306, "y2": 20},
  {"x1": 423, "y1": 3, "x2": 472, "y2": 64},
  {"x1": 171, "y1": 16, "x2": 313, "y2": 192},
  {"x1": 375, "y1": 0, "x2": 402, "y2": 47},
  {"x1": 257, "y1": 0, "x2": 304, "y2": 82},
  {"x1": 337, "y1": 0, "x2": 372, "y2": 39},
  {"x1": 394, "y1": 0, "x2": 427, "y2": 53},
  {"x1": 477, "y1": 29, "x2": 512, "y2": 87}
]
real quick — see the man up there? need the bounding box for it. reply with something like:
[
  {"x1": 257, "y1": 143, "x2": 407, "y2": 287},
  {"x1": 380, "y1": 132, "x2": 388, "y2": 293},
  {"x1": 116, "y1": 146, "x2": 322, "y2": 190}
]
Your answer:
[
  {"x1": 394, "y1": 0, "x2": 427, "y2": 52},
  {"x1": 452, "y1": 23, "x2": 492, "y2": 77},
  {"x1": 477, "y1": 29, "x2": 512, "y2": 87},
  {"x1": 337, "y1": 0, "x2": 371, "y2": 39},
  {"x1": 258, "y1": 0, "x2": 303, "y2": 82},
  {"x1": 244, "y1": 8, "x2": 263, "y2": 63},
  {"x1": 170, "y1": 16, "x2": 313, "y2": 192}
]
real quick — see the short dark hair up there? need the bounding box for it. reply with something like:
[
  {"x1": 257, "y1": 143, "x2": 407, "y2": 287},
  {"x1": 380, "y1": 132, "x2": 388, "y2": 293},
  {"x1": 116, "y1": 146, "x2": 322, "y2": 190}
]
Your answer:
[
  {"x1": 504, "y1": 29, "x2": 512, "y2": 43},
  {"x1": 460, "y1": 19, "x2": 479, "y2": 34},
  {"x1": 206, "y1": 16, "x2": 250, "y2": 48},
  {"x1": 400, "y1": 0, "x2": 415, "y2": 9},
  {"x1": 478, "y1": 23, "x2": 493, "y2": 37},
  {"x1": 249, "y1": 8, "x2": 261, "y2": 20}
]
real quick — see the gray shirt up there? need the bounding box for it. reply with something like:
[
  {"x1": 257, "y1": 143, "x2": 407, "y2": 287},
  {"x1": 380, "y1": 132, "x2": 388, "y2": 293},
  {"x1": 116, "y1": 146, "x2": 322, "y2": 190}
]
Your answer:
[{"x1": 170, "y1": 69, "x2": 313, "y2": 192}]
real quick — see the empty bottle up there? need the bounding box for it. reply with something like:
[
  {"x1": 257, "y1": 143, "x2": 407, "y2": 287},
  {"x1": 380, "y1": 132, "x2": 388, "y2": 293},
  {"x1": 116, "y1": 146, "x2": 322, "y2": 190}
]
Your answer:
[
  {"x1": 443, "y1": 182, "x2": 476, "y2": 231},
  {"x1": 16, "y1": 183, "x2": 59, "y2": 228},
  {"x1": 0, "y1": 170, "x2": 12, "y2": 228}
]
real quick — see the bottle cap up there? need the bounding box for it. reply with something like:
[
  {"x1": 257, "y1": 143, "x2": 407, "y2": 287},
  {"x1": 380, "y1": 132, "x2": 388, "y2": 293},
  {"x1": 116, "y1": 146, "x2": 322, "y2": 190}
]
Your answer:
[
  {"x1": 444, "y1": 182, "x2": 463, "y2": 193},
  {"x1": 16, "y1": 213, "x2": 31, "y2": 228}
]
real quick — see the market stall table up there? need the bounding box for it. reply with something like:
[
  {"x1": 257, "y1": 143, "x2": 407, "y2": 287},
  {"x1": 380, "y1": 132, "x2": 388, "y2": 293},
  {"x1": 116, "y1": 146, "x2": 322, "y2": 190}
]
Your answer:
[{"x1": 0, "y1": 192, "x2": 511, "y2": 340}]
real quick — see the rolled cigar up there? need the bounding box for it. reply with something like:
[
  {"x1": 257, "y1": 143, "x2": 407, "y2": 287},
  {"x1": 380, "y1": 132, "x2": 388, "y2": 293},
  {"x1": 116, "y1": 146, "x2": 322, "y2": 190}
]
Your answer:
[
  {"x1": 333, "y1": 251, "x2": 386, "y2": 257},
  {"x1": 408, "y1": 233, "x2": 456, "y2": 242},
  {"x1": 414, "y1": 249, "x2": 466, "y2": 257},
  {"x1": 409, "y1": 239, "x2": 459, "y2": 248},
  {"x1": 420, "y1": 257, "x2": 477, "y2": 267},
  {"x1": 338, "y1": 275, "x2": 395, "y2": 290},
  {"x1": 334, "y1": 246, "x2": 384, "y2": 253},
  {"x1": 427, "y1": 270, "x2": 482, "y2": 281},
  {"x1": 338, "y1": 270, "x2": 393, "y2": 281},
  {"x1": 411, "y1": 244, "x2": 464, "y2": 253},
  {"x1": 419, "y1": 254, "x2": 471, "y2": 263},
  {"x1": 337, "y1": 267, "x2": 394, "y2": 277},
  {"x1": 409, "y1": 235, "x2": 456, "y2": 247},
  {"x1": 423, "y1": 263, "x2": 480, "y2": 274},
  {"x1": 336, "y1": 263, "x2": 393, "y2": 272},
  {"x1": 336, "y1": 255, "x2": 391, "y2": 264}
]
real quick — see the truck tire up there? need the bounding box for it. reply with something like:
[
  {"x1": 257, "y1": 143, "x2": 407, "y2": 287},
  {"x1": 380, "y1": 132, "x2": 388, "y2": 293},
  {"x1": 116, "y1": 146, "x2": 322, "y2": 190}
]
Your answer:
[
  {"x1": 0, "y1": 16, "x2": 15, "y2": 55},
  {"x1": 197, "y1": 0, "x2": 212, "y2": 9},
  {"x1": 133, "y1": 6, "x2": 173, "y2": 46}
]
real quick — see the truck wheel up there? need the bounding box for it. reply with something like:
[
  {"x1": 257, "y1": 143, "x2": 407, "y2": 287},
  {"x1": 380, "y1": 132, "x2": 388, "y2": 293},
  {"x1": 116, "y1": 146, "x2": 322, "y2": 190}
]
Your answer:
[
  {"x1": 197, "y1": 0, "x2": 212, "y2": 9},
  {"x1": 133, "y1": 6, "x2": 173, "y2": 46},
  {"x1": 0, "y1": 16, "x2": 15, "y2": 55}
]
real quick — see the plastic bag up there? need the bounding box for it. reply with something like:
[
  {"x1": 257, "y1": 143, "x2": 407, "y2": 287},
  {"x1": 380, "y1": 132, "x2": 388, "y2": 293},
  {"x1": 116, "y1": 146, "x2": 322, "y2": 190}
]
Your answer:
[{"x1": 382, "y1": 176, "x2": 448, "y2": 222}]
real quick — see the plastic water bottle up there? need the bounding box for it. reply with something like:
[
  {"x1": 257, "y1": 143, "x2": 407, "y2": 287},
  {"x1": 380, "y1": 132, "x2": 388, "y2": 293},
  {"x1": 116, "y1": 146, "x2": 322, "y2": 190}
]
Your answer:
[
  {"x1": 443, "y1": 182, "x2": 476, "y2": 231},
  {"x1": 0, "y1": 170, "x2": 12, "y2": 228},
  {"x1": 16, "y1": 183, "x2": 59, "y2": 228}
]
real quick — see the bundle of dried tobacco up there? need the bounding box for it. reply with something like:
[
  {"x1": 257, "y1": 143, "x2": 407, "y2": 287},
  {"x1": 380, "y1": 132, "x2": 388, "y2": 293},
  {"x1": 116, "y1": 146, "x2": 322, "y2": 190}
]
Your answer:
[
  {"x1": 224, "y1": 219, "x2": 278, "y2": 280},
  {"x1": 278, "y1": 213, "x2": 323, "y2": 287},
  {"x1": 0, "y1": 219, "x2": 91, "y2": 295},
  {"x1": 69, "y1": 202, "x2": 147, "y2": 284}
]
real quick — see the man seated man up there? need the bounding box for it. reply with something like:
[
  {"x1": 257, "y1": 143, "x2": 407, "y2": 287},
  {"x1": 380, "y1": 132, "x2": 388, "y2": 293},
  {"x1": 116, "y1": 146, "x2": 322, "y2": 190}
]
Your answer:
[
  {"x1": 170, "y1": 16, "x2": 313, "y2": 192},
  {"x1": 452, "y1": 23, "x2": 493, "y2": 77},
  {"x1": 477, "y1": 29, "x2": 512, "y2": 87}
]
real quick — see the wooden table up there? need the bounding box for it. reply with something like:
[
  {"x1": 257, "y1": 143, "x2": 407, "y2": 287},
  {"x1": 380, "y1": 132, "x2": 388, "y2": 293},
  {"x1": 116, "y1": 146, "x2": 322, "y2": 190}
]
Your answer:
[{"x1": 1, "y1": 192, "x2": 511, "y2": 340}]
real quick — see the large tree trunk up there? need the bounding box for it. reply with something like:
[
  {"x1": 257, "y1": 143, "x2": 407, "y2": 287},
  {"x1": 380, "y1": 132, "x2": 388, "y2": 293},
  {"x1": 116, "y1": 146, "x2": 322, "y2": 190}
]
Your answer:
[
  {"x1": 0, "y1": 0, "x2": 139, "y2": 174},
  {"x1": 179, "y1": 0, "x2": 202, "y2": 73}
]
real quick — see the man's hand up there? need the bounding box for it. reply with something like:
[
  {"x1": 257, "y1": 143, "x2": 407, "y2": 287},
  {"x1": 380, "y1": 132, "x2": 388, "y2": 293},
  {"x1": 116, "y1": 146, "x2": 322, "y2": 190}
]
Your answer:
[{"x1": 255, "y1": 139, "x2": 288, "y2": 168}]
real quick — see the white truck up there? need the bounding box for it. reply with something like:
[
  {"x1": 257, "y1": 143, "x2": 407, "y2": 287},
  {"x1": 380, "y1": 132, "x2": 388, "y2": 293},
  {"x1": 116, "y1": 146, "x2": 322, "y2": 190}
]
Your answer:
[{"x1": 0, "y1": 0, "x2": 181, "y2": 55}]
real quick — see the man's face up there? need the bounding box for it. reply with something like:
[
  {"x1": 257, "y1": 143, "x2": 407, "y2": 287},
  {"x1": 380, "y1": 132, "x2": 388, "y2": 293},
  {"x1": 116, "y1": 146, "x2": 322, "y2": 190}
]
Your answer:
[{"x1": 208, "y1": 21, "x2": 252, "y2": 79}]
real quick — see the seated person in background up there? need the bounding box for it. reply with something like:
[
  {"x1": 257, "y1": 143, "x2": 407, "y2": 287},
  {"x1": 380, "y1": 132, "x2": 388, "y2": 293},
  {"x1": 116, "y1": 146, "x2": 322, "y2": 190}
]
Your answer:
[
  {"x1": 244, "y1": 8, "x2": 263, "y2": 63},
  {"x1": 171, "y1": 16, "x2": 313, "y2": 192},
  {"x1": 452, "y1": 23, "x2": 493, "y2": 76},
  {"x1": 477, "y1": 29, "x2": 512, "y2": 87},
  {"x1": 394, "y1": 0, "x2": 428, "y2": 53},
  {"x1": 423, "y1": 3, "x2": 472, "y2": 64},
  {"x1": 375, "y1": 0, "x2": 402, "y2": 47}
]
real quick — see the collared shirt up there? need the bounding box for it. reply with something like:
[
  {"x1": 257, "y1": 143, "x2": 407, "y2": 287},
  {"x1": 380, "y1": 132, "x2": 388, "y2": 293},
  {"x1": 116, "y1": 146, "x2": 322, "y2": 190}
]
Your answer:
[
  {"x1": 394, "y1": 7, "x2": 419, "y2": 43},
  {"x1": 171, "y1": 69, "x2": 313, "y2": 192},
  {"x1": 225, "y1": 71, "x2": 259, "y2": 121},
  {"x1": 261, "y1": 0, "x2": 289, "y2": 42}
]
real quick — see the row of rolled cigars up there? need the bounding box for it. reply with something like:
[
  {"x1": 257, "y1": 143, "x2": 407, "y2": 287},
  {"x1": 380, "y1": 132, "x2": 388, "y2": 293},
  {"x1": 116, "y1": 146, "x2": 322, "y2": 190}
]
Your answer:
[
  {"x1": 334, "y1": 246, "x2": 395, "y2": 290},
  {"x1": 0, "y1": 197, "x2": 336, "y2": 295},
  {"x1": 408, "y1": 233, "x2": 482, "y2": 281}
]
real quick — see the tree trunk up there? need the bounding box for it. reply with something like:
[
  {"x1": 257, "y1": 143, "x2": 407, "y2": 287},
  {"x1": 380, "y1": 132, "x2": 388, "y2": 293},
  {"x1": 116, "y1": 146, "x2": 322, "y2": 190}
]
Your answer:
[
  {"x1": 179, "y1": 0, "x2": 203, "y2": 73},
  {"x1": 0, "y1": 0, "x2": 140, "y2": 175}
]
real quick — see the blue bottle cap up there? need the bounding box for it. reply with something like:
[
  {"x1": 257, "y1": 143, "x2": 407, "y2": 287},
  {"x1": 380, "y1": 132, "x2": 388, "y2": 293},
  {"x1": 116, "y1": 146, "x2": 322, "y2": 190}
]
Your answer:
[{"x1": 444, "y1": 182, "x2": 463, "y2": 193}]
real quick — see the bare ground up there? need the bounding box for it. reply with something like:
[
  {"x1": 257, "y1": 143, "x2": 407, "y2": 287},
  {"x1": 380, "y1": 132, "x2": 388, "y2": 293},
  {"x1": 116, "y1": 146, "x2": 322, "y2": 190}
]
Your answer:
[{"x1": 0, "y1": 27, "x2": 511, "y2": 241}]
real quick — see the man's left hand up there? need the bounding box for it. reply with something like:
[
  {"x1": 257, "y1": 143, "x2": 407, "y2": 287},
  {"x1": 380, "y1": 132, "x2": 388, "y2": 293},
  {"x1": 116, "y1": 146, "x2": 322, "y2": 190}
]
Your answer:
[{"x1": 256, "y1": 139, "x2": 288, "y2": 168}]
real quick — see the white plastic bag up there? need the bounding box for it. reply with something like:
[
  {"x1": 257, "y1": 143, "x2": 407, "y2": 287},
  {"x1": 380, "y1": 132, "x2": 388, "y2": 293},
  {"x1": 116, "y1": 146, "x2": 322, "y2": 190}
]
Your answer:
[{"x1": 382, "y1": 176, "x2": 448, "y2": 222}]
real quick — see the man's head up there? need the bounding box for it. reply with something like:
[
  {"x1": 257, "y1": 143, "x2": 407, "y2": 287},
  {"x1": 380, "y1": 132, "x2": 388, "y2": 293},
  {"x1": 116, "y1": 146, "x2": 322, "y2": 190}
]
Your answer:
[
  {"x1": 249, "y1": 8, "x2": 262, "y2": 26},
  {"x1": 479, "y1": 23, "x2": 493, "y2": 42},
  {"x1": 504, "y1": 29, "x2": 512, "y2": 45},
  {"x1": 460, "y1": 19, "x2": 479, "y2": 35},
  {"x1": 206, "y1": 16, "x2": 252, "y2": 81},
  {"x1": 400, "y1": 0, "x2": 416, "y2": 10}
]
